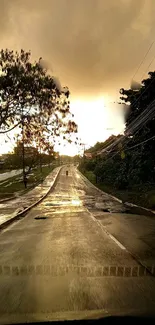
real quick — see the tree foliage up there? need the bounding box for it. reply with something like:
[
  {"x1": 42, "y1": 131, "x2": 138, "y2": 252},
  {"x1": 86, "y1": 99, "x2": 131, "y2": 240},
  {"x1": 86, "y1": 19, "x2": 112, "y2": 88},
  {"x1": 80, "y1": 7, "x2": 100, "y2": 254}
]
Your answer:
[
  {"x1": 0, "y1": 49, "x2": 78, "y2": 187},
  {"x1": 80, "y1": 71, "x2": 155, "y2": 191},
  {"x1": 0, "y1": 49, "x2": 77, "y2": 139}
]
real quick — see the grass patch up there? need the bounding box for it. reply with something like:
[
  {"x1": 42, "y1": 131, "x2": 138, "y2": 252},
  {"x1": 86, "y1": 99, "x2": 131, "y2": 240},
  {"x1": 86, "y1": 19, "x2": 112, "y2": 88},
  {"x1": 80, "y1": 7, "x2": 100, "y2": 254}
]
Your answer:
[
  {"x1": 82, "y1": 169, "x2": 155, "y2": 210},
  {"x1": 83, "y1": 170, "x2": 96, "y2": 184},
  {"x1": 0, "y1": 164, "x2": 57, "y2": 200}
]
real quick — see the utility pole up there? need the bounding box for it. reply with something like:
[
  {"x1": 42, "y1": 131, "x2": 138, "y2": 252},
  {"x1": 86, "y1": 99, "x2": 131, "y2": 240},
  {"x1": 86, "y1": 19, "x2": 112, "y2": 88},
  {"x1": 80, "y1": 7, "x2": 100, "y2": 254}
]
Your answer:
[
  {"x1": 21, "y1": 108, "x2": 27, "y2": 188},
  {"x1": 95, "y1": 154, "x2": 98, "y2": 184},
  {"x1": 49, "y1": 154, "x2": 51, "y2": 169},
  {"x1": 48, "y1": 144, "x2": 51, "y2": 169},
  {"x1": 39, "y1": 146, "x2": 43, "y2": 183},
  {"x1": 81, "y1": 143, "x2": 86, "y2": 160}
]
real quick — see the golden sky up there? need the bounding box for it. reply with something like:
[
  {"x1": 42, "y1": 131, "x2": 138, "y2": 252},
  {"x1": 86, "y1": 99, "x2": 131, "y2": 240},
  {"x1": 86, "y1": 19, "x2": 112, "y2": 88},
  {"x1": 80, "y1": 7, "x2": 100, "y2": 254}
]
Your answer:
[{"x1": 0, "y1": 0, "x2": 155, "y2": 155}]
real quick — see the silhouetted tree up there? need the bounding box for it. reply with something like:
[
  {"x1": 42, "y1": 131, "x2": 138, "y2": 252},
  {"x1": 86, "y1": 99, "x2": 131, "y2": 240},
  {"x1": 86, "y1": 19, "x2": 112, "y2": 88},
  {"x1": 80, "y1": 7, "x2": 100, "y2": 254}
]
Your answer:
[{"x1": 0, "y1": 49, "x2": 77, "y2": 187}]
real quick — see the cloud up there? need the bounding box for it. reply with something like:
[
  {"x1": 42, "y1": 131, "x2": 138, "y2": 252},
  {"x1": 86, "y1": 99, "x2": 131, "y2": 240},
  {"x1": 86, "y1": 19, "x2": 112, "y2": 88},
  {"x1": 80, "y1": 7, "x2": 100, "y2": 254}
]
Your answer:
[{"x1": 0, "y1": 0, "x2": 155, "y2": 99}]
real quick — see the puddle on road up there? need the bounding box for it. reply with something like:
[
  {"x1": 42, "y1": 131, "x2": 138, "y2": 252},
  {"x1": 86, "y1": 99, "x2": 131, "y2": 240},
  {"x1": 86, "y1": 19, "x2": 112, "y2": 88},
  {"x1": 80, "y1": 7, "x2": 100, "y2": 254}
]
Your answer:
[
  {"x1": 81, "y1": 195, "x2": 127, "y2": 214},
  {"x1": 45, "y1": 199, "x2": 81, "y2": 207},
  {"x1": 35, "y1": 216, "x2": 47, "y2": 220},
  {"x1": 43, "y1": 194, "x2": 126, "y2": 214},
  {"x1": 45, "y1": 202, "x2": 62, "y2": 206},
  {"x1": 75, "y1": 189, "x2": 86, "y2": 196},
  {"x1": 94, "y1": 204, "x2": 127, "y2": 213}
]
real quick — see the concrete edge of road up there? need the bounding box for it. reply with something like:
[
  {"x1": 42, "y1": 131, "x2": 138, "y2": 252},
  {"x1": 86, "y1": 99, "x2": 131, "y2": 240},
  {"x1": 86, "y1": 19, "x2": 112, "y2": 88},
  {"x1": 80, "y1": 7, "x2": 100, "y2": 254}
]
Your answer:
[
  {"x1": 0, "y1": 167, "x2": 59, "y2": 204},
  {"x1": 0, "y1": 180, "x2": 41, "y2": 204},
  {"x1": 79, "y1": 169, "x2": 155, "y2": 218},
  {"x1": 124, "y1": 201, "x2": 155, "y2": 218},
  {"x1": 0, "y1": 166, "x2": 62, "y2": 231},
  {"x1": 0, "y1": 197, "x2": 14, "y2": 204},
  {"x1": 0, "y1": 164, "x2": 61, "y2": 204},
  {"x1": 78, "y1": 169, "x2": 122, "y2": 203}
]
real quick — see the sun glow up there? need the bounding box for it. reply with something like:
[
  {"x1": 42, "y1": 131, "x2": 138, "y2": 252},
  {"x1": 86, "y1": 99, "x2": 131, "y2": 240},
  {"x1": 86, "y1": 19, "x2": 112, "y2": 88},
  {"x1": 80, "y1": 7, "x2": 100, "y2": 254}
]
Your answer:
[
  {"x1": 0, "y1": 97, "x2": 125, "y2": 157},
  {"x1": 55, "y1": 142, "x2": 80, "y2": 157},
  {"x1": 56, "y1": 96, "x2": 124, "y2": 156},
  {"x1": 55, "y1": 97, "x2": 107, "y2": 156},
  {"x1": 71, "y1": 199, "x2": 81, "y2": 206},
  {"x1": 0, "y1": 134, "x2": 14, "y2": 155}
]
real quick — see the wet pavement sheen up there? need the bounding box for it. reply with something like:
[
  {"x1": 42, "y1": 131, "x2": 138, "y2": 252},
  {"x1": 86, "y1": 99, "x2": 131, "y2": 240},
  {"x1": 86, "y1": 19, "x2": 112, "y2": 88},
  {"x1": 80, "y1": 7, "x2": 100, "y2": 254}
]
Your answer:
[{"x1": 0, "y1": 165, "x2": 155, "y2": 322}]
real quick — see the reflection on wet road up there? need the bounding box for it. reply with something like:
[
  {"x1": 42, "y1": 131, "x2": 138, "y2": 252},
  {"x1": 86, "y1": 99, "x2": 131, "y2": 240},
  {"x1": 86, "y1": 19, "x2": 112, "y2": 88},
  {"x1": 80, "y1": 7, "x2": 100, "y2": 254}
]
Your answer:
[{"x1": 0, "y1": 165, "x2": 155, "y2": 322}]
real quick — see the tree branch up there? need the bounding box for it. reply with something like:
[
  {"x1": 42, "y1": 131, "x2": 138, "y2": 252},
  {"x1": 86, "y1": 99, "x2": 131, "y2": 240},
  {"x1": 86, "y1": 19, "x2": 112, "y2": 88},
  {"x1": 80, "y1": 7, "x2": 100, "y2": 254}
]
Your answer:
[{"x1": 0, "y1": 122, "x2": 20, "y2": 134}]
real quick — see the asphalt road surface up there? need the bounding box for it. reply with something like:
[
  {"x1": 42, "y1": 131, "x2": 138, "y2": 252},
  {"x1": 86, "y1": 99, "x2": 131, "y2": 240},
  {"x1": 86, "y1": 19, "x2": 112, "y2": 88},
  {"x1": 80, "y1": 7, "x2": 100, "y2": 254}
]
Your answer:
[{"x1": 0, "y1": 165, "x2": 155, "y2": 323}]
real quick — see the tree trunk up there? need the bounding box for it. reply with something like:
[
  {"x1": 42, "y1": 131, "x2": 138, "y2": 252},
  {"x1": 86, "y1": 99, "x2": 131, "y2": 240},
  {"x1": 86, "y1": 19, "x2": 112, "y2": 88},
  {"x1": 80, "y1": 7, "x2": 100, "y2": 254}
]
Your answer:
[
  {"x1": 21, "y1": 111, "x2": 27, "y2": 188},
  {"x1": 49, "y1": 156, "x2": 51, "y2": 168},
  {"x1": 39, "y1": 148, "x2": 43, "y2": 182}
]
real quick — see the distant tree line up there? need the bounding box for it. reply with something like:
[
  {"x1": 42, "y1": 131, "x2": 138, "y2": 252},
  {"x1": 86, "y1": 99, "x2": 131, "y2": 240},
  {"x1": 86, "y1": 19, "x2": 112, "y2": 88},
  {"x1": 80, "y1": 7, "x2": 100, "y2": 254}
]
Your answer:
[{"x1": 0, "y1": 141, "x2": 57, "y2": 171}]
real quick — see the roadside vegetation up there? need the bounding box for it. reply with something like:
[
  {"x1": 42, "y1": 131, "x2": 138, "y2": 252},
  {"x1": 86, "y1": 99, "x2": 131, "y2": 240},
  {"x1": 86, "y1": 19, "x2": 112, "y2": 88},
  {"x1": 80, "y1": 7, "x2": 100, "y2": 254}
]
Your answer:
[
  {"x1": 0, "y1": 164, "x2": 58, "y2": 201},
  {"x1": 79, "y1": 71, "x2": 155, "y2": 210}
]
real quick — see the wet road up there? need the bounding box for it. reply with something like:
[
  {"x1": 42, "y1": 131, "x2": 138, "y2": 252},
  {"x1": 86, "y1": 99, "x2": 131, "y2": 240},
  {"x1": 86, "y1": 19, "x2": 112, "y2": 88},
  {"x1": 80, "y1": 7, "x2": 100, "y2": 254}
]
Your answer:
[
  {"x1": 0, "y1": 165, "x2": 155, "y2": 322},
  {"x1": 0, "y1": 167, "x2": 60, "y2": 226}
]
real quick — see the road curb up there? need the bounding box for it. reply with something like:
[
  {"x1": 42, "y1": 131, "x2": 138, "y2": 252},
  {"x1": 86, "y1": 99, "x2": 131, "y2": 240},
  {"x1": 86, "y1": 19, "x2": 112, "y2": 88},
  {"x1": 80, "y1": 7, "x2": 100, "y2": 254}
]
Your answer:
[
  {"x1": 79, "y1": 169, "x2": 155, "y2": 218},
  {"x1": 78, "y1": 170, "x2": 122, "y2": 203},
  {"x1": 124, "y1": 201, "x2": 155, "y2": 218},
  {"x1": 0, "y1": 172, "x2": 54, "y2": 204},
  {"x1": 0, "y1": 166, "x2": 62, "y2": 231},
  {"x1": 0, "y1": 196, "x2": 15, "y2": 204}
]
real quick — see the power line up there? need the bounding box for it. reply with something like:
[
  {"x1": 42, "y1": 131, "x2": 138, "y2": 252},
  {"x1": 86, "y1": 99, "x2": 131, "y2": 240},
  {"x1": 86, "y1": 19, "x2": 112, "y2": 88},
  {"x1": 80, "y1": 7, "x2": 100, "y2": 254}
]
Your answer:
[
  {"x1": 96, "y1": 134, "x2": 155, "y2": 165},
  {"x1": 132, "y1": 41, "x2": 154, "y2": 80},
  {"x1": 125, "y1": 99, "x2": 155, "y2": 135},
  {"x1": 117, "y1": 42, "x2": 155, "y2": 126},
  {"x1": 97, "y1": 98, "x2": 155, "y2": 156},
  {"x1": 121, "y1": 70, "x2": 155, "y2": 115},
  {"x1": 127, "y1": 134, "x2": 155, "y2": 151},
  {"x1": 93, "y1": 43, "x2": 155, "y2": 157},
  {"x1": 101, "y1": 150, "x2": 120, "y2": 164},
  {"x1": 97, "y1": 135, "x2": 124, "y2": 155},
  {"x1": 98, "y1": 82, "x2": 155, "y2": 155},
  {"x1": 97, "y1": 88, "x2": 155, "y2": 155},
  {"x1": 141, "y1": 55, "x2": 155, "y2": 80}
]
